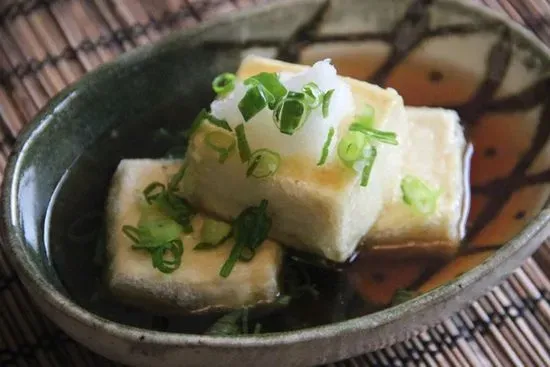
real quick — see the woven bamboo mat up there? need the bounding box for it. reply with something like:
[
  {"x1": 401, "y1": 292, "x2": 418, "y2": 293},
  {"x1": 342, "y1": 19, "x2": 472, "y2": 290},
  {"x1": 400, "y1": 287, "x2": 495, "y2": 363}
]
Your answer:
[{"x1": 1, "y1": 0, "x2": 550, "y2": 366}]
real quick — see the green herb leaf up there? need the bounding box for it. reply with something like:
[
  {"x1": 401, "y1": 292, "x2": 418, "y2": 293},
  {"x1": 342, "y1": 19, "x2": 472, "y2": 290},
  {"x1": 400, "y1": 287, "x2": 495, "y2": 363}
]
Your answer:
[
  {"x1": 219, "y1": 240, "x2": 245, "y2": 278},
  {"x1": 212, "y1": 73, "x2": 236, "y2": 97},
  {"x1": 235, "y1": 124, "x2": 252, "y2": 162},
  {"x1": 246, "y1": 149, "x2": 281, "y2": 178},
  {"x1": 349, "y1": 123, "x2": 398, "y2": 145},
  {"x1": 322, "y1": 89, "x2": 334, "y2": 118},
  {"x1": 245, "y1": 72, "x2": 287, "y2": 107},
  {"x1": 360, "y1": 145, "x2": 377, "y2": 187},
  {"x1": 401, "y1": 175, "x2": 441, "y2": 215},
  {"x1": 317, "y1": 127, "x2": 335, "y2": 166}
]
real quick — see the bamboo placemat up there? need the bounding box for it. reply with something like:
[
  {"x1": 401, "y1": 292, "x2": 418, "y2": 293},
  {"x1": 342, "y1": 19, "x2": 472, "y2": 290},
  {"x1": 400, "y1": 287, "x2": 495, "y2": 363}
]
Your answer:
[{"x1": 1, "y1": 0, "x2": 550, "y2": 366}]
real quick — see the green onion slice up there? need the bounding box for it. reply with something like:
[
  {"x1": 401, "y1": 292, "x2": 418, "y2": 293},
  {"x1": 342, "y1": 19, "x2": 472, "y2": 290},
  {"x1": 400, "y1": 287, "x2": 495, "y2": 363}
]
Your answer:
[
  {"x1": 246, "y1": 149, "x2": 281, "y2": 178},
  {"x1": 235, "y1": 124, "x2": 251, "y2": 162},
  {"x1": 317, "y1": 127, "x2": 335, "y2": 166},
  {"x1": 355, "y1": 104, "x2": 375, "y2": 128},
  {"x1": 391, "y1": 288, "x2": 418, "y2": 306},
  {"x1": 151, "y1": 239, "x2": 183, "y2": 274},
  {"x1": 401, "y1": 175, "x2": 441, "y2": 215},
  {"x1": 212, "y1": 73, "x2": 236, "y2": 97},
  {"x1": 239, "y1": 247, "x2": 255, "y2": 262},
  {"x1": 205, "y1": 114, "x2": 232, "y2": 132},
  {"x1": 303, "y1": 82, "x2": 323, "y2": 108},
  {"x1": 220, "y1": 200, "x2": 271, "y2": 278},
  {"x1": 121, "y1": 221, "x2": 184, "y2": 274},
  {"x1": 238, "y1": 85, "x2": 272, "y2": 122},
  {"x1": 185, "y1": 109, "x2": 208, "y2": 138},
  {"x1": 360, "y1": 145, "x2": 377, "y2": 187},
  {"x1": 245, "y1": 72, "x2": 287, "y2": 107},
  {"x1": 349, "y1": 123, "x2": 398, "y2": 145},
  {"x1": 204, "y1": 131, "x2": 236, "y2": 163},
  {"x1": 143, "y1": 182, "x2": 165, "y2": 204},
  {"x1": 322, "y1": 89, "x2": 334, "y2": 118},
  {"x1": 199, "y1": 218, "x2": 232, "y2": 247},
  {"x1": 168, "y1": 165, "x2": 186, "y2": 192},
  {"x1": 337, "y1": 131, "x2": 366, "y2": 165},
  {"x1": 273, "y1": 97, "x2": 310, "y2": 135}
]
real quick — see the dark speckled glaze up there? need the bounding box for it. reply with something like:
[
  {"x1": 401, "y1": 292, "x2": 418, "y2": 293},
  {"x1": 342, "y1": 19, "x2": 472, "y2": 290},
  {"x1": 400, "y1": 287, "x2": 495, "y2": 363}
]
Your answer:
[{"x1": 2, "y1": 0, "x2": 550, "y2": 366}]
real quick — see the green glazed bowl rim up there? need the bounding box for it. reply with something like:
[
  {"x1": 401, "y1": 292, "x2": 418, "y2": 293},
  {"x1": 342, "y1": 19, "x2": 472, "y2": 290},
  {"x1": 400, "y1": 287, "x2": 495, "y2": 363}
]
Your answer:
[{"x1": 2, "y1": 0, "x2": 550, "y2": 350}]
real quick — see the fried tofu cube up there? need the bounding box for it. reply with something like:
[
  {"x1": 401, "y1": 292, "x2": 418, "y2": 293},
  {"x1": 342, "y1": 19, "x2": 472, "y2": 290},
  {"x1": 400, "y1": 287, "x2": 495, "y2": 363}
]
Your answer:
[
  {"x1": 181, "y1": 56, "x2": 407, "y2": 262},
  {"x1": 365, "y1": 107, "x2": 468, "y2": 258},
  {"x1": 105, "y1": 159, "x2": 283, "y2": 313}
]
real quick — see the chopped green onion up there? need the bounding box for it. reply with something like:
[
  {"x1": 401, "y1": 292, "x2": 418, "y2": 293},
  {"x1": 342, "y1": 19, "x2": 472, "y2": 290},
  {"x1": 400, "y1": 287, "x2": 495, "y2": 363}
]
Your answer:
[
  {"x1": 168, "y1": 165, "x2": 186, "y2": 192},
  {"x1": 149, "y1": 190, "x2": 195, "y2": 233},
  {"x1": 220, "y1": 200, "x2": 272, "y2": 278},
  {"x1": 401, "y1": 175, "x2": 441, "y2": 215},
  {"x1": 220, "y1": 240, "x2": 244, "y2": 278},
  {"x1": 246, "y1": 149, "x2": 281, "y2": 178},
  {"x1": 349, "y1": 123, "x2": 398, "y2": 145},
  {"x1": 212, "y1": 73, "x2": 236, "y2": 97},
  {"x1": 143, "y1": 182, "x2": 166, "y2": 204},
  {"x1": 205, "y1": 114, "x2": 232, "y2": 132},
  {"x1": 355, "y1": 104, "x2": 375, "y2": 128},
  {"x1": 200, "y1": 218, "x2": 232, "y2": 246},
  {"x1": 245, "y1": 72, "x2": 287, "y2": 107},
  {"x1": 205, "y1": 309, "x2": 244, "y2": 336},
  {"x1": 273, "y1": 97, "x2": 310, "y2": 135},
  {"x1": 139, "y1": 218, "x2": 183, "y2": 243},
  {"x1": 122, "y1": 225, "x2": 140, "y2": 244},
  {"x1": 302, "y1": 82, "x2": 323, "y2": 108},
  {"x1": 239, "y1": 247, "x2": 255, "y2": 262},
  {"x1": 235, "y1": 124, "x2": 251, "y2": 162},
  {"x1": 238, "y1": 85, "x2": 271, "y2": 122},
  {"x1": 322, "y1": 89, "x2": 334, "y2": 118},
  {"x1": 185, "y1": 109, "x2": 232, "y2": 138},
  {"x1": 337, "y1": 131, "x2": 366, "y2": 165},
  {"x1": 204, "y1": 131, "x2": 236, "y2": 163},
  {"x1": 360, "y1": 145, "x2": 377, "y2": 187},
  {"x1": 317, "y1": 127, "x2": 335, "y2": 166},
  {"x1": 185, "y1": 109, "x2": 208, "y2": 138},
  {"x1": 194, "y1": 242, "x2": 216, "y2": 250},
  {"x1": 150, "y1": 239, "x2": 183, "y2": 274},
  {"x1": 121, "y1": 221, "x2": 184, "y2": 274},
  {"x1": 391, "y1": 288, "x2": 417, "y2": 306}
]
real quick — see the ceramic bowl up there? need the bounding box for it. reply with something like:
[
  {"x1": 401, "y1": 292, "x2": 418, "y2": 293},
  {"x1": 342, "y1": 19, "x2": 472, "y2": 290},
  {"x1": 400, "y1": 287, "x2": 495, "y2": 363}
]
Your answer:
[{"x1": 2, "y1": 0, "x2": 550, "y2": 366}]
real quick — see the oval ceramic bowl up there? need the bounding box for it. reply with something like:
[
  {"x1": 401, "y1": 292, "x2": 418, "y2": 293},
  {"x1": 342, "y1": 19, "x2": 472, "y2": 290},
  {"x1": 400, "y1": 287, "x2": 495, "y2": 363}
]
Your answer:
[{"x1": 2, "y1": 0, "x2": 550, "y2": 366}]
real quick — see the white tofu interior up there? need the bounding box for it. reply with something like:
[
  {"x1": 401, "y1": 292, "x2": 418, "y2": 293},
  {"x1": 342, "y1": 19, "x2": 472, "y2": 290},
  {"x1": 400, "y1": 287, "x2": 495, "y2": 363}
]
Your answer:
[
  {"x1": 182, "y1": 56, "x2": 407, "y2": 262},
  {"x1": 105, "y1": 159, "x2": 283, "y2": 313},
  {"x1": 365, "y1": 107, "x2": 467, "y2": 256}
]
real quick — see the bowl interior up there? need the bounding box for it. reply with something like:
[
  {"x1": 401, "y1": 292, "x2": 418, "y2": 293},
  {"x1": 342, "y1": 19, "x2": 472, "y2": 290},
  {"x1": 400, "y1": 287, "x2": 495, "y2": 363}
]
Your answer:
[{"x1": 4, "y1": 0, "x2": 550, "y2": 339}]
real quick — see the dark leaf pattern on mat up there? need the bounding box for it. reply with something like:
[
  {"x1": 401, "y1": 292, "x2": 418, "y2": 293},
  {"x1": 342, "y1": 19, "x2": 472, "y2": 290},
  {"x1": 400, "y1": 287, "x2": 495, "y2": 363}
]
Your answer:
[{"x1": 0, "y1": 0, "x2": 550, "y2": 366}]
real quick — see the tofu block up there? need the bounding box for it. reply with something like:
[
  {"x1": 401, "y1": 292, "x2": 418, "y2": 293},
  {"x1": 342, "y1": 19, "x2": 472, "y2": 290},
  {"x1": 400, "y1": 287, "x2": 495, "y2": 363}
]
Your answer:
[
  {"x1": 364, "y1": 107, "x2": 468, "y2": 258},
  {"x1": 105, "y1": 159, "x2": 283, "y2": 313},
  {"x1": 182, "y1": 56, "x2": 407, "y2": 262}
]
